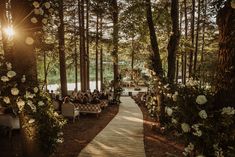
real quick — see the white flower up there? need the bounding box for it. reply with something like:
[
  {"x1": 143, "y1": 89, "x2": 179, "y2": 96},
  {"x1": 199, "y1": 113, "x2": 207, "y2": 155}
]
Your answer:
[
  {"x1": 21, "y1": 75, "x2": 26, "y2": 83},
  {"x1": 28, "y1": 119, "x2": 35, "y2": 124},
  {"x1": 33, "y1": 87, "x2": 39, "y2": 93},
  {"x1": 166, "y1": 93, "x2": 172, "y2": 98},
  {"x1": 11, "y1": 87, "x2": 19, "y2": 95},
  {"x1": 193, "y1": 129, "x2": 202, "y2": 137},
  {"x1": 42, "y1": 18, "x2": 47, "y2": 24},
  {"x1": 1, "y1": 76, "x2": 9, "y2": 82},
  {"x1": 196, "y1": 95, "x2": 207, "y2": 105},
  {"x1": 25, "y1": 37, "x2": 34, "y2": 45},
  {"x1": 54, "y1": 111, "x2": 59, "y2": 116},
  {"x1": 6, "y1": 62, "x2": 12, "y2": 70},
  {"x1": 181, "y1": 123, "x2": 190, "y2": 133},
  {"x1": 196, "y1": 155, "x2": 205, "y2": 157},
  {"x1": 199, "y1": 110, "x2": 208, "y2": 119},
  {"x1": 44, "y1": 2, "x2": 51, "y2": 9},
  {"x1": 38, "y1": 101, "x2": 44, "y2": 106},
  {"x1": 39, "y1": 8, "x2": 44, "y2": 15},
  {"x1": 3, "y1": 97, "x2": 10, "y2": 104},
  {"x1": 17, "y1": 99, "x2": 25, "y2": 111},
  {"x1": 27, "y1": 100, "x2": 37, "y2": 112},
  {"x1": 56, "y1": 138, "x2": 64, "y2": 143},
  {"x1": 33, "y1": 1, "x2": 40, "y2": 8},
  {"x1": 48, "y1": 8, "x2": 54, "y2": 13},
  {"x1": 25, "y1": 91, "x2": 35, "y2": 99},
  {"x1": 221, "y1": 106, "x2": 235, "y2": 115},
  {"x1": 165, "y1": 107, "x2": 173, "y2": 116},
  {"x1": 34, "y1": 8, "x2": 40, "y2": 15},
  {"x1": 31, "y1": 17, "x2": 38, "y2": 23},
  {"x1": 172, "y1": 91, "x2": 178, "y2": 102},
  {"x1": 183, "y1": 143, "x2": 194, "y2": 156},
  {"x1": 171, "y1": 118, "x2": 177, "y2": 124},
  {"x1": 7, "y1": 70, "x2": 16, "y2": 78}
]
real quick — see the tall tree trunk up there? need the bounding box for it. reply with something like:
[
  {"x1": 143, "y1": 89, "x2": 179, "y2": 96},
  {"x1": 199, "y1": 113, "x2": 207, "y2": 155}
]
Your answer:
[
  {"x1": 194, "y1": 0, "x2": 201, "y2": 73},
  {"x1": 131, "y1": 37, "x2": 134, "y2": 80},
  {"x1": 167, "y1": 0, "x2": 180, "y2": 83},
  {"x1": 189, "y1": 0, "x2": 195, "y2": 77},
  {"x1": 145, "y1": 0, "x2": 163, "y2": 76},
  {"x1": 111, "y1": 0, "x2": 119, "y2": 98},
  {"x1": 95, "y1": 14, "x2": 99, "y2": 90},
  {"x1": 11, "y1": 1, "x2": 43, "y2": 156},
  {"x1": 183, "y1": 0, "x2": 188, "y2": 84},
  {"x1": 74, "y1": 8, "x2": 78, "y2": 91},
  {"x1": 200, "y1": 0, "x2": 207, "y2": 86},
  {"x1": 86, "y1": 0, "x2": 90, "y2": 90},
  {"x1": 100, "y1": 17, "x2": 104, "y2": 90},
  {"x1": 215, "y1": 1, "x2": 235, "y2": 106},
  {"x1": 58, "y1": 0, "x2": 68, "y2": 97},
  {"x1": 79, "y1": 0, "x2": 86, "y2": 91},
  {"x1": 180, "y1": 4, "x2": 184, "y2": 84}
]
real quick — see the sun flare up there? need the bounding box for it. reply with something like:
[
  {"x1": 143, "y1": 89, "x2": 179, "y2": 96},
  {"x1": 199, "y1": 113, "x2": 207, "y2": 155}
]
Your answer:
[{"x1": 4, "y1": 26, "x2": 15, "y2": 37}]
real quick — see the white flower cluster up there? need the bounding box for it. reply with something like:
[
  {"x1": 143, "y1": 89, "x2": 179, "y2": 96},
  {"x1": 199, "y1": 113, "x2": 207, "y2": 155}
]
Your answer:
[
  {"x1": 172, "y1": 91, "x2": 178, "y2": 102},
  {"x1": 198, "y1": 110, "x2": 208, "y2": 119},
  {"x1": 181, "y1": 123, "x2": 190, "y2": 133},
  {"x1": 165, "y1": 106, "x2": 173, "y2": 116},
  {"x1": 196, "y1": 95, "x2": 207, "y2": 105},
  {"x1": 213, "y1": 144, "x2": 224, "y2": 157},
  {"x1": 192, "y1": 124, "x2": 202, "y2": 137},
  {"x1": 186, "y1": 78, "x2": 199, "y2": 87},
  {"x1": 221, "y1": 106, "x2": 235, "y2": 115},
  {"x1": 183, "y1": 143, "x2": 194, "y2": 156}
]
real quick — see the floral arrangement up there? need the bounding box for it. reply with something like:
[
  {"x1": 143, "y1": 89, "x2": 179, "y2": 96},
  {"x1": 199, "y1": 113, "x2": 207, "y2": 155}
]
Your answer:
[
  {"x1": 141, "y1": 66, "x2": 235, "y2": 156},
  {"x1": 0, "y1": 51, "x2": 66, "y2": 155}
]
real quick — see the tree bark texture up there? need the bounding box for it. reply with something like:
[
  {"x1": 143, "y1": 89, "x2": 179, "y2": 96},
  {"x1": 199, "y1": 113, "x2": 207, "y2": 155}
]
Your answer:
[
  {"x1": 100, "y1": 17, "x2": 104, "y2": 90},
  {"x1": 86, "y1": 0, "x2": 90, "y2": 90},
  {"x1": 111, "y1": 0, "x2": 119, "y2": 95},
  {"x1": 95, "y1": 14, "x2": 99, "y2": 90},
  {"x1": 194, "y1": 0, "x2": 201, "y2": 73},
  {"x1": 58, "y1": 0, "x2": 68, "y2": 97},
  {"x1": 167, "y1": 0, "x2": 180, "y2": 83},
  {"x1": 189, "y1": 0, "x2": 195, "y2": 77},
  {"x1": 79, "y1": 0, "x2": 86, "y2": 91},
  {"x1": 216, "y1": 1, "x2": 235, "y2": 106},
  {"x1": 183, "y1": 0, "x2": 188, "y2": 84},
  {"x1": 145, "y1": 0, "x2": 163, "y2": 76}
]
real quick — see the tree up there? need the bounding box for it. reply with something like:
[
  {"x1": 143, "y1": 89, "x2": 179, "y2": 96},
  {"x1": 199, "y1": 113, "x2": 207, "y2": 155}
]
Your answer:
[
  {"x1": 189, "y1": 0, "x2": 195, "y2": 77},
  {"x1": 111, "y1": 0, "x2": 119, "y2": 99},
  {"x1": 167, "y1": 0, "x2": 180, "y2": 83},
  {"x1": 145, "y1": 0, "x2": 163, "y2": 76},
  {"x1": 194, "y1": 0, "x2": 201, "y2": 73},
  {"x1": 215, "y1": 0, "x2": 235, "y2": 106},
  {"x1": 58, "y1": 0, "x2": 68, "y2": 97}
]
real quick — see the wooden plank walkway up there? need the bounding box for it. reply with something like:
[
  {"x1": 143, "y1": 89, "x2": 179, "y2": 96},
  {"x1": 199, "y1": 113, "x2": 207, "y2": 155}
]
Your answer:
[{"x1": 78, "y1": 97, "x2": 146, "y2": 157}]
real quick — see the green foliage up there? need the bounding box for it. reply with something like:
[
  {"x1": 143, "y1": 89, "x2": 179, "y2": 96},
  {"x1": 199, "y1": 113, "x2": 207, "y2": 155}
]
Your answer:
[{"x1": 0, "y1": 51, "x2": 66, "y2": 155}]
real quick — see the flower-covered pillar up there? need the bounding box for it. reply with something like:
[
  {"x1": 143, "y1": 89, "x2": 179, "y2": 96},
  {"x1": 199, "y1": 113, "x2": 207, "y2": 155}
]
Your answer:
[
  {"x1": 10, "y1": 1, "x2": 41, "y2": 156},
  {"x1": 216, "y1": 0, "x2": 235, "y2": 106}
]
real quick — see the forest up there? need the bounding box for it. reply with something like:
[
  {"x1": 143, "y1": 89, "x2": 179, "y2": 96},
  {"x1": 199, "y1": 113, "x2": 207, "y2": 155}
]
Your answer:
[{"x1": 0, "y1": 0, "x2": 234, "y2": 157}]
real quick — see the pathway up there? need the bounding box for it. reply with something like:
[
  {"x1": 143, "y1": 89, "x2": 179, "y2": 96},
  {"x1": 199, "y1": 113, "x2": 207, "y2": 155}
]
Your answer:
[{"x1": 78, "y1": 97, "x2": 146, "y2": 157}]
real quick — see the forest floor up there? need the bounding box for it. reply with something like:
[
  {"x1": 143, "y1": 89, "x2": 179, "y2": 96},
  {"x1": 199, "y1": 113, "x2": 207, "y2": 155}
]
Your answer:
[{"x1": 0, "y1": 96, "x2": 183, "y2": 157}]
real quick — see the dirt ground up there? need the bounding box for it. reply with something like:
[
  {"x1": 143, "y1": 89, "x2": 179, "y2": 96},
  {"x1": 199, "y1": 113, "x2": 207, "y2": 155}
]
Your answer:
[
  {"x1": 0, "y1": 97, "x2": 183, "y2": 157},
  {"x1": 138, "y1": 103, "x2": 184, "y2": 157}
]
